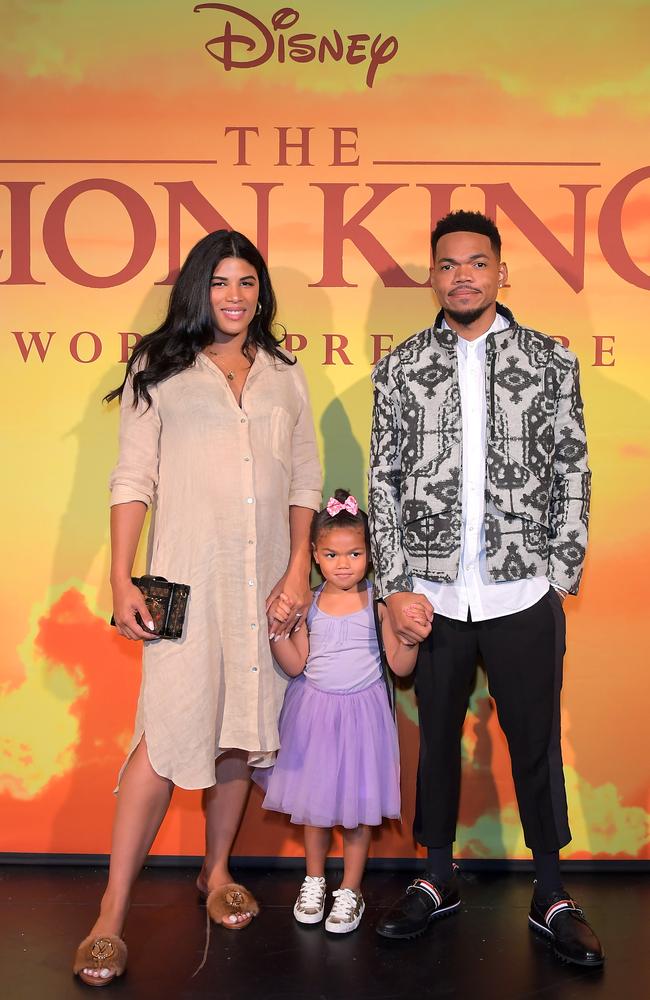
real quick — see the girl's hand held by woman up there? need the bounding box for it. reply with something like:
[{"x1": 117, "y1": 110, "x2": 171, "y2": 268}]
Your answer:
[{"x1": 266, "y1": 569, "x2": 311, "y2": 639}]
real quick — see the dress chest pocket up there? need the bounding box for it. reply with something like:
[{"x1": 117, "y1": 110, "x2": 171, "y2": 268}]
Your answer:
[{"x1": 270, "y1": 406, "x2": 293, "y2": 471}]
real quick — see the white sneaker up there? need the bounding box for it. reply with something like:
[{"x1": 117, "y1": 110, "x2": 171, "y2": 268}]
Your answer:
[
  {"x1": 325, "y1": 887, "x2": 365, "y2": 934},
  {"x1": 293, "y1": 876, "x2": 327, "y2": 924}
]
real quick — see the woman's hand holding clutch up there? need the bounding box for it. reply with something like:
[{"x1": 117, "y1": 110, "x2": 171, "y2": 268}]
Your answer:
[{"x1": 111, "y1": 579, "x2": 158, "y2": 641}]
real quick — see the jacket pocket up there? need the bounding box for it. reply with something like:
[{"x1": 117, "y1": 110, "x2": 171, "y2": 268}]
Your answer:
[
  {"x1": 488, "y1": 452, "x2": 551, "y2": 529},
  {"x1": 402, "y1": 509, "x2": 460, "y2": 564},
  {"x1": 399, "y1": 451, "x2": 460, "y2": 517}
]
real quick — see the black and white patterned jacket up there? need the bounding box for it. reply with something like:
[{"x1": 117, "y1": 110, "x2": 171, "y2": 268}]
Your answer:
[{"x1": 368, "y1": 305, "x2": 590, "y2": 598}]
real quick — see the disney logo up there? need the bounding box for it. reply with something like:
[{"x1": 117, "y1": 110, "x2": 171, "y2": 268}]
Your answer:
[{"x1": 194, "y1": 4, "x2": 398, "y2": 89}]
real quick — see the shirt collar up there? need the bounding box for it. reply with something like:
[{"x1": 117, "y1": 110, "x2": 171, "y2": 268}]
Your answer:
[
  {"x1": 432, "y1": 303, "x2": 516, "y2": 353},
  {"x1": 443, "y1": 311, "x2": 510, "y2": 354}
]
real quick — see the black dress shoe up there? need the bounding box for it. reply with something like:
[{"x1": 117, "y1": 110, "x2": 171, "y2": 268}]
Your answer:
[
  {"x1": 529, "y1": 889, "x2": 605, "y2": 967},
  {"x1": 376, "y1": 872, "x2": 461, "y2": 939}
]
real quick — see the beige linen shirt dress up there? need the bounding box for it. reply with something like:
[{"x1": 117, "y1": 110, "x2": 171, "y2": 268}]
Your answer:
[{"x1": 110, "y1": 348, "x2": 322, "y2": 789}]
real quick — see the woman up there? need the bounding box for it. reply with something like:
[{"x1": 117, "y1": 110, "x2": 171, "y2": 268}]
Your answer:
[{"x1": 74, "y1": 230, "x2": 322, "y2": 986}]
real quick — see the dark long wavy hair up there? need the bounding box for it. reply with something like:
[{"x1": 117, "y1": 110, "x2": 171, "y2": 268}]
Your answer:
[{"x1": 105, "y1": 230, "x2": 293, "y2": 406}]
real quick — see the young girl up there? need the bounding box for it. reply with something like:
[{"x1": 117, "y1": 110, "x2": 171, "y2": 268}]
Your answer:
[{"x1": 260, "y1": 490, "x2": 431, "y2": 934}]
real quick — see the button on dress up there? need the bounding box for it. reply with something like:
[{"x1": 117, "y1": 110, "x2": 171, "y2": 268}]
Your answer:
[{"x1": 109, "y1": 348, "x2": 322, "y2": 788}]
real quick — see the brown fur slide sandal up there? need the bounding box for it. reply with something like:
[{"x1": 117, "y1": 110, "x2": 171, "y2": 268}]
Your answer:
[
  {"x1": 73, "y1": 934, "x2": 127, "y2": 987},
  {"x1": 206, "y1": 883, "x2": 260, "y2": 930}
]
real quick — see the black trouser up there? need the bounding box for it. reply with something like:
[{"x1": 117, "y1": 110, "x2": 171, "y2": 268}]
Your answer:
[{"x1": 413, "y1": 588, "x2": 571, "y2": 852}]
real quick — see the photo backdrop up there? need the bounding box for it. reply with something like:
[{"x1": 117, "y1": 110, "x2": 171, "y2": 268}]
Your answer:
[{"x1": 1, "y1": 1, "x2": 648, "y2": 861}]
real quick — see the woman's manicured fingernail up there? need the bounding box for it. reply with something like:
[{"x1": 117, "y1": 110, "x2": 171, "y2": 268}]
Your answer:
[{"x1": 147, "y1": 620, "x2": 155, "y2": 630}]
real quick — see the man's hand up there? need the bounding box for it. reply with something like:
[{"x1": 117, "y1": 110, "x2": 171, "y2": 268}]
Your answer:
[
  {"x1": 385, "y1": 592, "x2": 434, "y2": 645},
  {"x1": 403, "y1": 602, "x2": 433, "y2": 631}
]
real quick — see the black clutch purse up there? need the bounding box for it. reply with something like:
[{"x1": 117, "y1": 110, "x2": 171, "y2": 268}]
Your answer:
[{"x1": 110, "y1": 575, "x2": 190, "y2": 639}]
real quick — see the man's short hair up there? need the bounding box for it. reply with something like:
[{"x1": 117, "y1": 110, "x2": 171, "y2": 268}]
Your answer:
[{"x1": 431, "y1": 210, "x2": 502, "y2": 258}]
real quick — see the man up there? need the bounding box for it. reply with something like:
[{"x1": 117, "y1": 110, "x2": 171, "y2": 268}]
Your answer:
[{"x1": 368, "y1": 210, "x2": 603, "y2": 967}]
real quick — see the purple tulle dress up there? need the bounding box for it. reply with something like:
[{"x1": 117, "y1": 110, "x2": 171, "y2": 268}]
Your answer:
[{"x1": 256, "y1": 581, "x2": 400, "y2": 829}]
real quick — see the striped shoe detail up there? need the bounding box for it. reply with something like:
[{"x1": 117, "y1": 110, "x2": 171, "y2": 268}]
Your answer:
[
  {"x1": 411, "y1": 879, "x2": 443, "y2": 909},
  {"x1": 545, "y1": 899, "x2": 581, "y2": 927}
]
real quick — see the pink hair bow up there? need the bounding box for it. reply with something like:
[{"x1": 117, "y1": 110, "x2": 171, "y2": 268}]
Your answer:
[{"x1": 326, "y1": 495, "x2": 359, "y2": 517}]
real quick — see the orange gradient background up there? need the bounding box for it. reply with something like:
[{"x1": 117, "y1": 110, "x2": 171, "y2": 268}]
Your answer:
[{"x1": 1, "y1": 1, "x2": 648, "y2": 861}]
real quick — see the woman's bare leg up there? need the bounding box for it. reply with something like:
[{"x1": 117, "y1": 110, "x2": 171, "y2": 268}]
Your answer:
[
  {"x1": 80, "y1": 737, "x2": 174, "y2": 980},
  {"x1": 340, "y1": 824, "x2": 372, "y2": 892},
  {"x1": 197, "y1": 750, "x2": 252, "y2": 925}
]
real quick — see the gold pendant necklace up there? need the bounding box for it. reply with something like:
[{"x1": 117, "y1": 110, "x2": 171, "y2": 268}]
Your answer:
[{"x1": 205, "y1": 349, "x2": 247, "y2": 381}]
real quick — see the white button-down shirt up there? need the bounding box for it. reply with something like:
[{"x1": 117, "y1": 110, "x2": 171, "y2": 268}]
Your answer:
[{"x1": 413, "y1": 313, "x2": 548, "y2": 622}]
